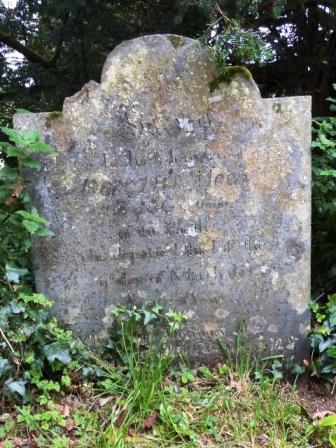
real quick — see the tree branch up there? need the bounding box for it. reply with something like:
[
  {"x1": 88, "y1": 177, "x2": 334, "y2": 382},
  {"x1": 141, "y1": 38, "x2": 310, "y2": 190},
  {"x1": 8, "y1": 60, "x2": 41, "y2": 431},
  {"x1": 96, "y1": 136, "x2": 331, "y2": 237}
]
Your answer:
[{"x1": 0, "y1": 30, "x2": 55, "y2": 68}]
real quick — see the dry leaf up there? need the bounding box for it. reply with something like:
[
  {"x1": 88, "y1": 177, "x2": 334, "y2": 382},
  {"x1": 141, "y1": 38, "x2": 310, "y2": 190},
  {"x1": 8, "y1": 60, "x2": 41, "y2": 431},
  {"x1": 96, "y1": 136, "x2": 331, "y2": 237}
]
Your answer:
[
  {"x1": 12, "y1": 437, "x2": 26, "y2": 447},
  {"x1": 98, "y1": 396, "x2": 113, "y2": 407},
  {"x1": 128, "y1": 427, "x2": 137, "y2": 436},
  {"x1": 4, "y1": 196, "x2": 17, "y2": 206},
  {"x1": 63, "y1": 404, "x2": 70, "y2": 417},
  {"x1": 255, "y1": 434, "x2": 270, "y2": 445},
  {"x1": 0, "y1": 413, "x2": 11, "y2": 422},
  {"x1": 55, "y1": 404, "x2": 64, "y2": 413},
  {"x1": 11, "y1": 182, "x2": 24, "y2": 198},
  {"x1": 66, "y1": 418, "x2": 76, "y2": 432},
  {"x1": 142, "y1": 412, "x2": 157, "y2": 431}
]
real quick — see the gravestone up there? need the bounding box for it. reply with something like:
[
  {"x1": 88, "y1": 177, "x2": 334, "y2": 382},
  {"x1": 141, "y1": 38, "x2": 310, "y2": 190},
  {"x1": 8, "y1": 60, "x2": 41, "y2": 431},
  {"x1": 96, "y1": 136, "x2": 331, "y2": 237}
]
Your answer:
[{"x1": 14, "y1": 34, "x2": 311, "y2": 360}]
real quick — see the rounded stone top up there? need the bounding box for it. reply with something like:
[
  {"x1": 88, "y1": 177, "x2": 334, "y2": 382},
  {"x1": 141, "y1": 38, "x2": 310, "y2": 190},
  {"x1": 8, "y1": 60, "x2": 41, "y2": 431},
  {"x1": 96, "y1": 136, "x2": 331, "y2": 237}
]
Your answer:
[
  {"x1": 99, "y1": 34, "x2": 261, "y2": 117},
  {"x1": 101, "y1": 34, "x2": 207, "y2": 93}
]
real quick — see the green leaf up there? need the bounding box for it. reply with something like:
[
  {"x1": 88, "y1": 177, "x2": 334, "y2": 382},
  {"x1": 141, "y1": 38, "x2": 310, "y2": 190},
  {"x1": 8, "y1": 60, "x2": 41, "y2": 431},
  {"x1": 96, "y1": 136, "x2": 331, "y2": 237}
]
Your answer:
[
  {"x1": 143, "y1": 310, "x2": 156, "y2": 325},
  {"x1": 0, "y1": 127, "x2": 22, "y2": 145},
  {"x1": 22, "y1": 219, "x2": 40, "y2": 233},
  {"x1": 15, "y1": 109, "x2": 31, "y2": 114},
  {"x1": 16, "y1": 209, "x2": 47, "y2": 224},
  {"x1": 181, "y1": 370, "x2": 196, "y2": 384},
  {"x1": 6, "y1": 146, "x2": 27, "y2": 159},
  {"x1": 5, "y1": 379, "x2": 26, "y2": 397},
  {"x1": 34, "y1": 227, "x2": 55, "y2": 237},
  {"x1": 10, "y1": 302, "x2": 25, "y2": 314},
  {"x1": 0, "y1": 167, "x2": 18, "y2": 181},
  {"x1": 0, "y1": 357, "x2": 11, "y2": 377},
  {"x1": 18, "y1": 293, "x2": 52, "y2": 307},
  {"x1": 20, "y1": 158, "x2": 41, "y2": 169},
  {"x1": 318, "y1": 414, "x2": 336, "y2": 427},
  {"x1": 42, "y1": 342, "x2": 71, "y2": 364},
  {"x1": 5, "y1": 264, "x2": 29, "y2": 283}
]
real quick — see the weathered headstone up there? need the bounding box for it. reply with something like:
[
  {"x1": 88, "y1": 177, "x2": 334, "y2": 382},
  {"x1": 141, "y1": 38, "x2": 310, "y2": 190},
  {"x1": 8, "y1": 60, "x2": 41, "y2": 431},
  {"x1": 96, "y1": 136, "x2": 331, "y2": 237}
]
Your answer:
[{"x1": 14, "y1": 34, "x2": 311, "y2": 360}]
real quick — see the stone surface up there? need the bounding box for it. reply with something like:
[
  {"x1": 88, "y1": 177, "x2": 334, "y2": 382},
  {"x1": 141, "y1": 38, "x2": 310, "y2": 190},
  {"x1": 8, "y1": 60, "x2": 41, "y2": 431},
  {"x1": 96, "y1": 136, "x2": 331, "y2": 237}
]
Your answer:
[{"x1": 14, "y1": 34, "x2": 311, "y2": 360}]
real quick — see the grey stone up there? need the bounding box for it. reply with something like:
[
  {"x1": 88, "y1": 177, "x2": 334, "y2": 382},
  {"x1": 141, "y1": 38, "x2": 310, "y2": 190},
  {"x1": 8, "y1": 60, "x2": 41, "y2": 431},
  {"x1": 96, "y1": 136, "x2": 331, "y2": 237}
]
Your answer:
[{"x1": 13, "y1": 34, "x2": 311, "y2": 361}]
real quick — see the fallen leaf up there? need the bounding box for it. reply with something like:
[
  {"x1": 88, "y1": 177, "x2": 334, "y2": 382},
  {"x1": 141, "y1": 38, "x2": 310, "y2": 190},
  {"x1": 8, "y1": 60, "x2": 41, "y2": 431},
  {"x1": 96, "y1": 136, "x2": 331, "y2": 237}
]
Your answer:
[
  {"x1": 66, "y1": 418, "x2": 76, "y2": 432},
  {"x1": 0, "y1": 413, "x2": 11, "y2": 422},
  {"x1": 55, "y1": 404, "x2": 64, "y2": 413},
  {"x1": 128, "y1": 427, "x2": 137, "y2": 435},
  {"x1": 63, "y1": 404, "x2": 70, "y2": 417},
  {"x1": 142, "y1": 412, "x2": 157, "y2": 431},
  {"x1": 12, "y1": 437, "x2": 27, "y2": 447},
  {"x1": 4, "y1": 196, "x2": 17, "y2": 206},
  {"x1": 98, "y1": 396, "x2": 113, "y2": 407},
  {"x1": 255, "y1": 434, "x2": 270, "y2": 445},
  {"x1": 11, "y1": 182, "x2": 24, "y2": 198}
]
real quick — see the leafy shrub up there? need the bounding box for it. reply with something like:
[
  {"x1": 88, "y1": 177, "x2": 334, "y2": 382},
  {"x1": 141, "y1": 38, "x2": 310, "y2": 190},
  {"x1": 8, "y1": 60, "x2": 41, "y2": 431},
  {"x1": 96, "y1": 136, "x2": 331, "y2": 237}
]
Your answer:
[
  {"x1": 312, "y1": 86, "x2": 336, "y2": 294},
  {"x1": 0, "y1": 125, "x2": 87, "y2": 402},
  {"x1": 309, "y1": 293, "x2": 336, "y2": 380}
]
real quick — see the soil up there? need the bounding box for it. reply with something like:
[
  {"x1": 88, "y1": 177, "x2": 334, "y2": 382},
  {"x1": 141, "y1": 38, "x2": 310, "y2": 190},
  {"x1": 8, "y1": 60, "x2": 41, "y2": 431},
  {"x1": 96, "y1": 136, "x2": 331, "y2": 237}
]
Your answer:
[{"x1": 296, "y1": 376, "x2": 336, "y2": 417}]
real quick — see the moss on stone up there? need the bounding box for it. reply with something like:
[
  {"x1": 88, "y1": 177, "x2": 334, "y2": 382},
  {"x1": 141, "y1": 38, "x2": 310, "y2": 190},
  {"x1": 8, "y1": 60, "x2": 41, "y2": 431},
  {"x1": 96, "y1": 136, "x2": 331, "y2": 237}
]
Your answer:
[
  {"x1": 168, "y1": 35, "x2": 185, "y2": 49},
  {"x1": 45, "y1": 111, "x2": 62, "y2": 128},
  {"x1": 209, "y1": 66, "x2": 253, "y2": 92}
]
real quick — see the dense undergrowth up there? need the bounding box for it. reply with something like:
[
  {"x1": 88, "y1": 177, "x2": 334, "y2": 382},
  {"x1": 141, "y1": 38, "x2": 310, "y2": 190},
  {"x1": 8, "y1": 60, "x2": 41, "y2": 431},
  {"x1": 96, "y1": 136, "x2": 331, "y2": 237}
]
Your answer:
[{"x1": 1, "y1": 98, "x2": 336, "y2": 446}]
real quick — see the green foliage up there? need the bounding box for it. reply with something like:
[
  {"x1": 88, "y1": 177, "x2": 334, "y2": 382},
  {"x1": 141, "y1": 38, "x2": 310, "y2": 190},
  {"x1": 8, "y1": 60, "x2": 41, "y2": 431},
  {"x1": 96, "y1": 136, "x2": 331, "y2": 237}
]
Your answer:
[
  {"x1": 92, "y1": 303, "x2": 186, "y2": 446},
  {"x1": 205, "y1": 23, "x2": 272, "y2": 72},
  {"x1": 307, "y1": 413, "x2": 336, "y2": 447},
  {"x1": 0, "y1": 126, "x2": 86, "y2": 402},
  {"x1": 309, "y1": 293, "x2": 336, "y2": 380},
  {"x1": 312, "y1": 86, "x2": 336, "y2": 293},
  {"x1": 104, "y1": 303, "x2": 186, "y2": 365}
]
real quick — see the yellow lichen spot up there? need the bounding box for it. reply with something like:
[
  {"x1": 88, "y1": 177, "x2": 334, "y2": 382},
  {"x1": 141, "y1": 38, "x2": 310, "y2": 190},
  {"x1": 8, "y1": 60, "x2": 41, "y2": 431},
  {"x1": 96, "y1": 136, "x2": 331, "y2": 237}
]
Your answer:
[
  {"x1": 198, "y1": 229, "x2": 219, "y2": 250},
  {"x1": 86, "y1": 172, "x2": 109, "y2": 204},
  {"x1": 215, "y1": 309, "x2": 229, "y2": 319},
  {"x1": 204, "y1": 321, "x2": 220, "y2": 333},
  {"x1": 244, "y1": 139, "x2": 294, "y2": 199}
]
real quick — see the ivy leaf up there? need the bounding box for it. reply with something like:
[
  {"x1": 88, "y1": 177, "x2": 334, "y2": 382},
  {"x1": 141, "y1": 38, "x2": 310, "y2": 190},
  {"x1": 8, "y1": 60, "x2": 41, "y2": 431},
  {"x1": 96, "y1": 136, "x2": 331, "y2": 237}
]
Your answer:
[
  {"x1": 5, "y1": 379, "x2": 26, "y2": 397},
  {"x1": 326, "y1": 346, "x2": 336, "y2": 358},
  {"x1": 10, "y1": 302, "x2": 25, "y2": 314},
  {"x1": 42, "y1": 342, "x2": 71, "y2": 364},
  {"x1": 18, "y1": 293, "x2": 52, "y2": 307},
  {"x1": 0, "y1": 357, "x2": 11, "y2": 377},
  {"x1": 143, "y1": 310, "x2": 156, "y2": 326},
  {"x1": 5, "y1": 264, "x2": 29, "y2": 283},
  {"x1": 309, "y1": 333, "x2": 324, "y2": 349}
]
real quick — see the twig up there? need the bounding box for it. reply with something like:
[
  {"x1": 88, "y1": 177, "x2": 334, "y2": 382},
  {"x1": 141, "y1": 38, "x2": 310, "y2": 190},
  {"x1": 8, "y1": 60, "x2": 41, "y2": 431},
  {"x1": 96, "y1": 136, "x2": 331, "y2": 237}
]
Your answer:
[
  {"x1": 0, "y1": 326, "x2": 15, "y2": 354},
  {"x1": 215, "y1": 2, "x2": 230, "y2": 23}
]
